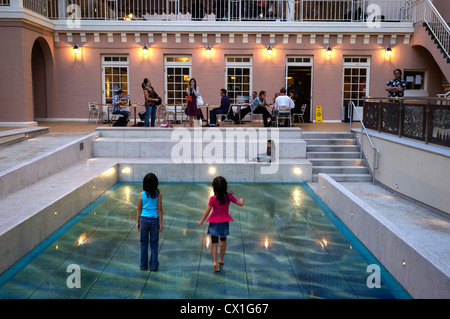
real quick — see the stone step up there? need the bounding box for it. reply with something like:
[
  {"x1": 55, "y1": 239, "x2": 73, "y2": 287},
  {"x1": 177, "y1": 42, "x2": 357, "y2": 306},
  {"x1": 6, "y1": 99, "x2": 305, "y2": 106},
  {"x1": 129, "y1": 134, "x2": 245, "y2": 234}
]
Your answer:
[
  {"x1": 312, "y1": 173, "x2": 373, "y2": 182},
  {"x1": 301, "y1": 132, "x2": 355, "y2": 139},
  {"x1": 309, "y1": 158, "x2": 367, "y2": 166},
  {"x1": 93, "y1": 137, "x2": 307, "y2": 159},
  {"x1": 307, "y1": 151, "x2": 361, "y2": 158},
  {"x1": 303, "y1": 138, "x2": 357, "y2": 145},
  {"x1": 306, "y1": 145, "x2": 361, "y2": 153},
  {"x1": 312, "y1": 165, "x2": 370, "y2": 174},
  {"x1": 96, "y1": 127, "x2": 303, "y2": 140}
]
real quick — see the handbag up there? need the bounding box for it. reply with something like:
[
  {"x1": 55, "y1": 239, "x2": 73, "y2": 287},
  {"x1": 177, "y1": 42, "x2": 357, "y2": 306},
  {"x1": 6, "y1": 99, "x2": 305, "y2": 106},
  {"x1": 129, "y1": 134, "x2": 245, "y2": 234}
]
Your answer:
[{"x1": 197, "y1": 95, "x2": 204, "y2": 106}]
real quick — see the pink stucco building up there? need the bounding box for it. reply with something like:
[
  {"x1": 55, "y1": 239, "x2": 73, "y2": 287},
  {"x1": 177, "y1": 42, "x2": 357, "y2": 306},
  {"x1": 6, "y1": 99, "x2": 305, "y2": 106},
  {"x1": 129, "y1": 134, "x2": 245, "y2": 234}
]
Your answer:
[{"x1": 0, "y1": 0, "x2": 448, "y2": 126}]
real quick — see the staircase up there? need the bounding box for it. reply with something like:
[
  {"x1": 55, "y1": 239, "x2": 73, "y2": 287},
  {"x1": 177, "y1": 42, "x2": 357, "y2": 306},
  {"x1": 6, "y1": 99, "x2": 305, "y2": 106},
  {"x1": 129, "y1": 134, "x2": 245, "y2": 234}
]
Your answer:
[
  {"x1": 303, "y1": 132, "x2": 372, "y2": 182},
  {"x1": 423, "y1": 22, "x2": 450, "y2": 64}
]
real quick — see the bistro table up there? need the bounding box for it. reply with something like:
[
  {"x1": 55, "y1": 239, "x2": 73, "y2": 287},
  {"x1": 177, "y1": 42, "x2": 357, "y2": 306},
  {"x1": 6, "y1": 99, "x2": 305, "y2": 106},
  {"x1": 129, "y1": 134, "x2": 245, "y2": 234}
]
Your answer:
[
  {"x1": 198, "y1": 105, "x2": 219, "y2": 124},
  {"x1": 127, "y1": 104, "x2": 145, "y2": 126},
  {"x1": 232, "y1": 103, "x2": 251, "y2": 122}
]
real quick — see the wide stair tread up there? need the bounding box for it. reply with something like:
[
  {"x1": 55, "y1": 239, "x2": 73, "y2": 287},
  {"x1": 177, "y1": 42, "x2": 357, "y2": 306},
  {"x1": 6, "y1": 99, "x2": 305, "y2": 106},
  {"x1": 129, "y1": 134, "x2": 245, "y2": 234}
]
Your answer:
[{"x1": 304, "y1": 132, "x2": 372, "y2": 182}]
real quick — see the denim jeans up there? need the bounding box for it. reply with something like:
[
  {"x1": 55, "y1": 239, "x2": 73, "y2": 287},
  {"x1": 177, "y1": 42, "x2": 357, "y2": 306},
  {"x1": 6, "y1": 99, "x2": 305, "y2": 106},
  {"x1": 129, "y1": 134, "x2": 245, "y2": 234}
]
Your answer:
[
  {"x1": 140, "y1": 216, "x2": 160, "y2": 270},
  {"x1": 145, "y1": 105, "x2": 157, "y2": 127},
  {"x1": 209, "y1": 108, "x2": 228, "y2": 125},
  {"x1": 112, "y1": 109, "x2": 130, "y2": 121}
]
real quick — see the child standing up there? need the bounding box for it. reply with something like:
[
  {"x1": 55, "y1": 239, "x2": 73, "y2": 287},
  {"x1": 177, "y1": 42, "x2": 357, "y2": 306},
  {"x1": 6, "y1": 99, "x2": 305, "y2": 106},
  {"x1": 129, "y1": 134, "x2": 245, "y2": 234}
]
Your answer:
[
  {"x1": 197, "y1": 176, "x2": 244, "y2": 272},
  {"x1": 136, "y1": 173, "x2": 163, "y2": 271}
]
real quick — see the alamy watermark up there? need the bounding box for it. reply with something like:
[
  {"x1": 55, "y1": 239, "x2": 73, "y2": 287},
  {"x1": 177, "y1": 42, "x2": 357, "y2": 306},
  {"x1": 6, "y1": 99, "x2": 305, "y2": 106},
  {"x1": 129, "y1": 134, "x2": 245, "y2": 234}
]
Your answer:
[
  {"x1": 67, "y1": 4, "x2": 81, "y2": 29},
  {"x1": 66, "y1": 264, "x2": 81, "y2": 288},
  {"x1": 366, "y1": 264, "x2": 381, "y2": 288},
  {"x1": 366, "y1": 4, "x2": 382, "y2": 29}
]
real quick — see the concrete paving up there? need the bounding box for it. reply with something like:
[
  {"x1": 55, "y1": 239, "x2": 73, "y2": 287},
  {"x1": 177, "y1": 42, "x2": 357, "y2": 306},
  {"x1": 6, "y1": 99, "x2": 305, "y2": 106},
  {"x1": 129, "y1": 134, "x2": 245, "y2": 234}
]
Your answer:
[{"x1": 308, "y1": 182, "x2": 450, "y2": 271}]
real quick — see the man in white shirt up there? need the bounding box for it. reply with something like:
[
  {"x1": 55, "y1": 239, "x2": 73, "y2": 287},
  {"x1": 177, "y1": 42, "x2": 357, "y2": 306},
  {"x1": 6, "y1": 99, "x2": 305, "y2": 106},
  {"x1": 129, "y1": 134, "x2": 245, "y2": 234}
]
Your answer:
[{"x1": 273, "y1": 87, "x2": 294, "y2": 126}]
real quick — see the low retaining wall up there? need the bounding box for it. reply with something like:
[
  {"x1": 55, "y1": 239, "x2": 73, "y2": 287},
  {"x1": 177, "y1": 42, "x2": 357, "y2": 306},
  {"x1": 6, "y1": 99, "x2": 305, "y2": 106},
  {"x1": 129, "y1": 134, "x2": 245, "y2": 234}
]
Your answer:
[
  {"x1": 355, "y1": 129, "x2": 450, "y2": 215},
  {"x1": 0, "y1": 132, "x2": 99, "y2": 200},
  {"x1": 317, "y1": 173, "x2": 450, "y2": 299},
  {"x1": 0, "y1": 164, "x2": 118, "y2": 275}
]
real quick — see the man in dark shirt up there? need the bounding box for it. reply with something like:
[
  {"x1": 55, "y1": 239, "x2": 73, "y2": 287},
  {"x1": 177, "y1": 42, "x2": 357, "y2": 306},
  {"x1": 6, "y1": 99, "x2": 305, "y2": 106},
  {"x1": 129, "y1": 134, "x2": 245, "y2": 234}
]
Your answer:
[
  {"x1": 386, "y1": 69, "x2": 407, "y2": 98},
  {"x1": 209, "y1": 89, "x2": 232, "y2": 127}
]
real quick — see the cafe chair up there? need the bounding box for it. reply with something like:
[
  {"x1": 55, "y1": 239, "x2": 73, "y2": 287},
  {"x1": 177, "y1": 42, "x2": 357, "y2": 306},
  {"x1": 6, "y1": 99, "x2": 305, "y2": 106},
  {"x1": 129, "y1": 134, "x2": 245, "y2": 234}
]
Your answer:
[
  {"x1": 216, "y1": 104, "x2": 234, "y2": 127},
  {"x1": 88, "y1": 102, "x2": 102, "y2": 124},
  {"x1": 293, "y1": 104, "x2": 307, "y2": 123},
  {"x1": 250, "y1": 110, "x2": 263, "y2": 127},
  {"x1": 276, "y1": 106, "x2": 292, "y2": 127}
]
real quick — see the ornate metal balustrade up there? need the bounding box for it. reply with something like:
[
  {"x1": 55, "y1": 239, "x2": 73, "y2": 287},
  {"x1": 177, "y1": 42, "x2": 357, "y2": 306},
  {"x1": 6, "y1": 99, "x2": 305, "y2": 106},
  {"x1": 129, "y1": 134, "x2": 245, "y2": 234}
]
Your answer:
[{"x1": 363, "y1": 97, "x2": 450, "y2": 147}]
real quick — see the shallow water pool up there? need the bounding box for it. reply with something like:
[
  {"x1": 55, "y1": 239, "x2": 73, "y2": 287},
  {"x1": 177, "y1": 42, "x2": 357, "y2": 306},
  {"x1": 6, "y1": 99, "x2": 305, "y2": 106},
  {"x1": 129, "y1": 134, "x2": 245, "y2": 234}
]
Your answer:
[{"x1": 0, "y1": 182, "x2": 411, "y2": 299}]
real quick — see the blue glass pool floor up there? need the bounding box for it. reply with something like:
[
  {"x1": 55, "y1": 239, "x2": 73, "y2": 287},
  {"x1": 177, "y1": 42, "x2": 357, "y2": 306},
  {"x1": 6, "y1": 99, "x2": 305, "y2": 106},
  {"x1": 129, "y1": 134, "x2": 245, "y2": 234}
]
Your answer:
[{"x1": 0, "y1": 182, "x2": 411, "y2": 299}]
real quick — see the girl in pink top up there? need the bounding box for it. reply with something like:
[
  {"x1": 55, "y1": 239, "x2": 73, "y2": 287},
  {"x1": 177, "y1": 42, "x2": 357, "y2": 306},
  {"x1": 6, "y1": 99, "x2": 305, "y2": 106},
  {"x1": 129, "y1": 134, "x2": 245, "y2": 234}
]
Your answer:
[{"x1": 197, "y1": 176, "x2": 244, "y2": 272}]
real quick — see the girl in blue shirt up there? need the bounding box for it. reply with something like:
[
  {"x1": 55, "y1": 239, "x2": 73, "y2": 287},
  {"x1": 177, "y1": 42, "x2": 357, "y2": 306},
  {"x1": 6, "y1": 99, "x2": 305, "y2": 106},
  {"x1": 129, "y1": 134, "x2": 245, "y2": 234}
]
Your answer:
[{"x1": 136, "y1": 173, "x2": 163, "y2": 270}]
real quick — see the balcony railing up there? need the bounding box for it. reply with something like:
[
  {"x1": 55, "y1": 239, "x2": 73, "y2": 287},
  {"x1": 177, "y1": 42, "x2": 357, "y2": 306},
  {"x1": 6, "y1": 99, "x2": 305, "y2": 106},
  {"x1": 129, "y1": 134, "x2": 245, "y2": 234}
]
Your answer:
[
  {"x1": 13, "y1": 0, "x2": 413, "y2": 22},
  {"x1": 363, "y1": 97, "x2": 450, "y2": 147}
]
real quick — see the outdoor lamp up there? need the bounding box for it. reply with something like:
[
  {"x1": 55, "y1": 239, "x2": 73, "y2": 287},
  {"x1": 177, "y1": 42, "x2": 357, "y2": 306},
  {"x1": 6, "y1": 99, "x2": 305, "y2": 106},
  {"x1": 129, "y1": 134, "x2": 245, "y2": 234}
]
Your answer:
[
  {"x1": 326, "y1": 46, "x2": 333, "y2": 57},
  {"x1": 267, "y1": 45, "x2": 272, "y2": 56},
  {"x1": 205, "y1": 44, "x2": 211, "y2": 56},
  {"x1": 386, "y1": 46, "x2": 392, "y2": 56},
  {"x1": 142, "y1": 44, "x2": 149, "y2": 55},
  {"x1": 73, "y1": 44, "x2": 81, "y2": 55}
]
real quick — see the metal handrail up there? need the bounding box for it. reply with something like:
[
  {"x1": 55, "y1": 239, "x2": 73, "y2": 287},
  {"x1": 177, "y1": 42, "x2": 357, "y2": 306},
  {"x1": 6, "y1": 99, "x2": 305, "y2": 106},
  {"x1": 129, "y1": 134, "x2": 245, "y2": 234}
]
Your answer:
[{"x1": 348, "y1": 101, "x2": 380, "y2": 184}]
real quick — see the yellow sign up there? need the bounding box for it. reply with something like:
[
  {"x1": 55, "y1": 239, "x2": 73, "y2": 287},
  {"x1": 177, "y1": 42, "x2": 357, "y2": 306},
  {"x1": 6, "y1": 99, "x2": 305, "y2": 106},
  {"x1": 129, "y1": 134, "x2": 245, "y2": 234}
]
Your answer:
[{"x1": 315, "y1": 106, "x2": 323, "y2": 123}]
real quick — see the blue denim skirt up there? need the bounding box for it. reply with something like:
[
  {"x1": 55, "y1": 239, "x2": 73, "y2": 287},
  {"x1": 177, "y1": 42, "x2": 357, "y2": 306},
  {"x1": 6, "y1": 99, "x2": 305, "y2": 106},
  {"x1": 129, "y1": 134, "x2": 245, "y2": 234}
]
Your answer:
[{"x1": 207, "y1": 222, "x2": 230, "y2": 238}]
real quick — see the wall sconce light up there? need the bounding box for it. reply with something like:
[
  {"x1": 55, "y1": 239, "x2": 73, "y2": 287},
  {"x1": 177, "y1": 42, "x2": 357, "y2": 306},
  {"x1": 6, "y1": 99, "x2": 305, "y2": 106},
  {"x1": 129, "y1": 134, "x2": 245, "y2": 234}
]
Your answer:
[
  {"x1": 326, "y1": 46, "x2": 333, "y2": 57},
  {"x1": 73, "y1": 44, "x2": 81, "y2": 55},
  {"x1": 142, "y1": 44, "x2": 149, "y2": 55},
  {"x1": 385, "y1": 46, "x2": 392, "y2": 57},
  {"x1": 266, "y1": 45, "x2": 272, "y2": 56},
  {"x1": 205, "y1": 44, "x2": 211, "y2": 56}
]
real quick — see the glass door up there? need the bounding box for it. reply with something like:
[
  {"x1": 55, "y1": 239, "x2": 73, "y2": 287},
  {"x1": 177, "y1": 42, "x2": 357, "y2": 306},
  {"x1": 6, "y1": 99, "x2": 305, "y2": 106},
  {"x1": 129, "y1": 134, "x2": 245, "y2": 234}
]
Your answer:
[{"x1": 164, "y1": 56, "x2": 192, "y2": 105}]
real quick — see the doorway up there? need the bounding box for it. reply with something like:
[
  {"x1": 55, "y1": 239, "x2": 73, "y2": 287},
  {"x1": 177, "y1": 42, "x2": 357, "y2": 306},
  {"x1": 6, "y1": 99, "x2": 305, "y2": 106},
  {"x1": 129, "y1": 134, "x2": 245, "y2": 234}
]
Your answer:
[
  {"x1": 286, "y1": 57, "x2": 313, "y2": 122},
  {"x1": 32, "y1": 39, "x2": 50, "y2": 120}
]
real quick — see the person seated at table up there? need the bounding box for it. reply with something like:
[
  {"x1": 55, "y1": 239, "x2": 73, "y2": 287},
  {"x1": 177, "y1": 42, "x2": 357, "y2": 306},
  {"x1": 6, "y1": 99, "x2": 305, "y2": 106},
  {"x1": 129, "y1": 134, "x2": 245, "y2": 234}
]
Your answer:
[
  {"x1": 112, "y1": 90, "x2": 130, "y2": 126},
  {"x1": 252, "y1": 90, "x2": 273, "y2": 127},
  {"x1": 233, "y1": 91, "x2": 255, "y2": 124},
  {"x1": 208, "y1": 89, "x2": 233, "y2": 127},
  {"x1": 273, "y1": 87, "x2": 294, "y2": 126}
]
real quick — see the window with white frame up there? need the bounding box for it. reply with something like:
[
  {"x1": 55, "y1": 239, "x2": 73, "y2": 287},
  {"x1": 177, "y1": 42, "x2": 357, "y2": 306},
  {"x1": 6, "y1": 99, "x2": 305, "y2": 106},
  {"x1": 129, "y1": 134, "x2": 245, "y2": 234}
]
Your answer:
[
  {"x1": 102, "y1": 55, "x2": 129, "y2": 104},
  {"x1": 164, "y1": 55, "x2": 192, "y2": 105},
  {"x1": 225, "y1": 56, "x2": 252, "y2": 103},
  {"x1": 342, "y1": 56, "x2": 370, "y2": 108}
]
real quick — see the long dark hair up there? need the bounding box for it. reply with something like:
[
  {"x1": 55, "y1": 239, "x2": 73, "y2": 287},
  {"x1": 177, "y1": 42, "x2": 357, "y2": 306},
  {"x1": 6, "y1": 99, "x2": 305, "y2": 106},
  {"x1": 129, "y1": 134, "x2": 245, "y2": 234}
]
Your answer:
[
  {"x1": 188, "y1": 78, "x2": 197, "y2": 94},
  {"x1": 143, "y1": 173, "x2": 159, "y2": 199},
  {"x1": 267, "y1": 139, "x2": 274, "y2": 159},
  {"x1": 142, "y1": 78, "x2": 149, "y2": 90},
  {"x1": 212, "y1": 176, "x2": 229, "y2": 205}
]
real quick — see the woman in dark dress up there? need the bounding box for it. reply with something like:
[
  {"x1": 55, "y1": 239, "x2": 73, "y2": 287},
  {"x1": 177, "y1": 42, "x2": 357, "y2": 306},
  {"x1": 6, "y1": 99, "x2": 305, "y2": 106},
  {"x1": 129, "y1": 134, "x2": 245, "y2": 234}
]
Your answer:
[{"x1": 186, "y1": 78, "x2": 202, "y2": 127}]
